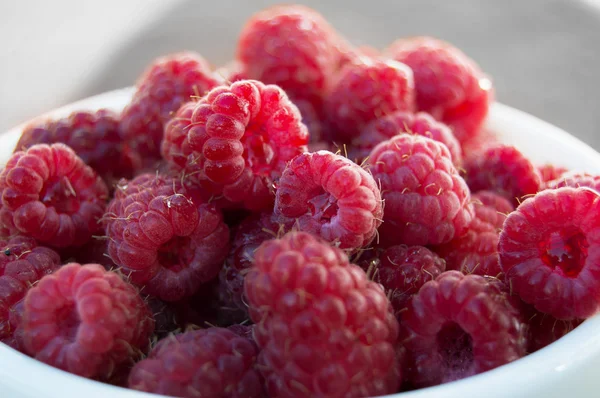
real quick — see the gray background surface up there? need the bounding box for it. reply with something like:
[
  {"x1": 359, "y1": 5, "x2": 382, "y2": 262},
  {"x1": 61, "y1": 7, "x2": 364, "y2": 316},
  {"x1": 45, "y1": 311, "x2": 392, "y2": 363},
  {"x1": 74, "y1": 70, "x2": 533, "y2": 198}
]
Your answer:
[{"x1": 1, "y1": 0, "x2": 599, "y2": 147}]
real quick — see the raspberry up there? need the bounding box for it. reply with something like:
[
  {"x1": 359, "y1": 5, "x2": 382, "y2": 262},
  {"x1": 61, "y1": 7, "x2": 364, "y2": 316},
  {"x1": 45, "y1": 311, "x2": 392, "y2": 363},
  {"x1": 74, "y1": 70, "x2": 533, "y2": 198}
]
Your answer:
[
  {"x1": 162, "y1": 80, "x2": 309, "y2": 211},
  {"x1": 0, "y1": 236, "x2": 61, "y2": 350},
  {"x1": 104, "y1": 173, "x2": 230, "y2": 302},
  {"x1": 350, "y1": 110, "x2": 462, "y2": 165},
  {"x1": 218, "y1": 212, "x2": 282, "y2": 318},
  {"x1": 128, "y1": 327, "x2": 263, "y2": 397},
  {"x1": 0, "y1": 143, "x2": 109, "y2": 248},
  {"x1": 399, "y1": 271, "x2": 527, "y2": 387},
  {"x1": 433, "y1": 191, "x2": 514, "y2": 276},
  {"x1": 236, "y1": 5, "x2": 343, "y2": 110},
  {"x1": 120, "y1": 52, "x2": 223, "y2": 164},
  {"x1": 499, "y1": 187, "x2": 600, "y2": 320},
  {"x1": 325, "y1": 57, "x2": 415, "y2": 142},
  {"x1": 373, "y1": 245, "x2": 446, "y2": 316},
  {"x1": 15, "y1": 110, "x2": 137, "y2": 187},
  {"x1": 465, "y1": 144, "x2": 541, "y2": 205},
  {"x1": 385, "y1": 37, "x2": 493, "y2": 144},
  {"x1": 523, "y1": 304, "x2": 583, "y2": 353},
  {"x1": 274, "y1": 151, "x2": 383, "y2": 250},
  {"x1": 547, "y1": 172, "x2": 600, "y2": 192},
  {"x1": 245, "y1": 232, "x2": 400, "y2": 397},
  {"x1": 368, "y1": 134, "x2": 474, "y2": 247},
  {"x1": 538, "y1": 164, "x2": 568, "y2": 185},
  {"x1": 21, "y1": 263, "x2": 154, "y2": 379}
]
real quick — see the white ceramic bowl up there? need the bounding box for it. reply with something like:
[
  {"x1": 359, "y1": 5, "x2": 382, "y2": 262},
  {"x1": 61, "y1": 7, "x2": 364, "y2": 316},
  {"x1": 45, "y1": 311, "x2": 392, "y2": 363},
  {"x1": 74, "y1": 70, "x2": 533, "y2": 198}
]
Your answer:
[{"x1": 1, "y1": 88, "x2": 600, "y2": 398}]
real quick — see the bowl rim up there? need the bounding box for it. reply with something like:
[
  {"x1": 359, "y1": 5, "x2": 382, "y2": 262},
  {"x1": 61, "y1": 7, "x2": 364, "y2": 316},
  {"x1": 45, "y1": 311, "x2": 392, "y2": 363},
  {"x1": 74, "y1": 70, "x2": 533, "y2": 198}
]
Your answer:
[{"x1": 1, "y1": 87, "x2": 600, "y2": 398}]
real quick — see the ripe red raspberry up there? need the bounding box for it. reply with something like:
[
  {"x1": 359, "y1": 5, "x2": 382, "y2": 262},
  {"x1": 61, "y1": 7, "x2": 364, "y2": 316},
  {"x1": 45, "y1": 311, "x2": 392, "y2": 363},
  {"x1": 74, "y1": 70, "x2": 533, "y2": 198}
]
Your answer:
[
  {"x1": 538, "y1": 164, "x2": 568, "y2": 185},
  {"x1": 15, "y1": 110, "x2": 137, "y2": 187},
  {"x1": 0, "y1": 143, "x2": 109, "y2": 248},
  {"x1": 236, "y1": 5, "x2": 344, "y2": 110},
  {"x1": 128, "y1": 326, "x2": 263, "y2": 397},
  {"x1": 245, "y1": 232, "x2": 401, "y2": 397},
  {"x1": 547, "y1": 172, "x2": 600, "y2": 192},
  {"x1": 0, "y1": 236, "x2": 61, "y2": 350},
  {"x1": 274, "y1": 151, "x2": 383, "y2": 250},
  {"x1": 399, "y1": 271, "x2": 527, "y2": 387},
  {"x1": 499, "y1": 187, "x2": 600, "y2": 320},
  {"x1": 373, "y1": 245, "x2": 446, "y2": 316},
  {"x1": 465, "y1": 144, "x2": 541, "y2": 205},
  {"x1": 368, "y1": 134, "x2": 474, "y2": 247},
  {"x1": 325, "y1": 57, "x2": 415, "y2": 142},
  {"x1": 433, "y1": 191, "x2": 514, "y2": 276},
  {"x1": 385, "y1": 36, "x2": 493, "y2": 145},
  {"x1": 162, "y1": 80, "x2": 309, "y2": 211},
  {"x1": 21, "y1": 263, "x2": 154, "y2": 379},
  {"x1": 350, "y1": 110, "x2": 462, "y2": 165},
  {"x1": 218, "y1": 212, "x2": 284, "y2": 318},
  {"x1": 523, "y1": 304, "x2": 583, "y2": 353},
  {"x1": 120, "y1": 52, "x2": 223, "y2": 164},
  {"x1": 104, "y1": 173, "x2": 230, "y2": 302}
]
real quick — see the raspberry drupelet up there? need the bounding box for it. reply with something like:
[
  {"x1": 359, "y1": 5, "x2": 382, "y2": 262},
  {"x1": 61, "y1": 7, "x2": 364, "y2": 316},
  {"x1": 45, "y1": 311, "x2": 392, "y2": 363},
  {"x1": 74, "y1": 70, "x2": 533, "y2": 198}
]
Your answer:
[
  {"x1": 104, "y1": 173, "x2": 229, "y2": 302},
  {"x1": 433, "y1": 190, "x2": 514, "y2": 277},
  {"x1": 15, "y1": 109, "x2": 137, "y2": 187},
  {"x1": 245, "y1": 231, "x2": 401, "y2": 397},
  {"x1": 350, "y1": 110, "x2": 462, "y2": 165},
  {"x1": 128, "y1": 326, "x2": 263, "y2": 398},
  {"x1": 21, "y1": 263, "x2": 154, "y2": 379},
  {"x1": 368, "y1": 134, "x2": 474, "y2": 247},
  {"x1": 465, "y1": 144, "x2": 541, "y2": 205},
  {"x1": 0, "y1": 236, "x2": 61, "y2": 350},
  {"x1": 385, "y1": 36, "x2": 493, "y2": 145},
  {"x1": 120, "y1": 52, "x2": 223, "y2": 165},
  {"x1": 274, "y1": 151, "x2": 383, "y2": 251},
  {"x1": 546, "y1": 172, "x2": 600, "y2": 192},
  {"x1": 499, "y1": 187, "x2": 600, "y2": 320},
  {"x1": 399, "y1": 271, "x2": 527, "y2": 387},
  {"x1": 0, "y1": 143, "x2": 109, "y2": 248},
  {"x1": 162, "y1": 80, "x2": 309, "y2": 211},
  {"x1": 236, "y1": 5, "x2": 345, "y2": 111},
  {"x1": 325, "y1": 57, "x2": 415, "y2": 142},
  {"x1": 373, "y1": 245, "x2": 446, "y2": 316}
]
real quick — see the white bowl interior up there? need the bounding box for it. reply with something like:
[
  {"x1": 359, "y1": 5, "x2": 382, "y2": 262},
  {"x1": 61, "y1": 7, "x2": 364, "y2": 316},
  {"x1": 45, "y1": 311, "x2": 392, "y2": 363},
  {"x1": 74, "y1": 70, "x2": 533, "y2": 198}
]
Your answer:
[{"x1": 1, "y1": 89, "x2": 600, "y2": 398}]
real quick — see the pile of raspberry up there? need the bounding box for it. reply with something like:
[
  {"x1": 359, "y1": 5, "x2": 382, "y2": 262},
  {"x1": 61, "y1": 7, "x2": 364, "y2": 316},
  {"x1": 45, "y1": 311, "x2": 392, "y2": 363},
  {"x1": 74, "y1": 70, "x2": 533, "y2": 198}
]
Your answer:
[{"x1": 2, "y1": 4, "x2": 598, "y2": 398}]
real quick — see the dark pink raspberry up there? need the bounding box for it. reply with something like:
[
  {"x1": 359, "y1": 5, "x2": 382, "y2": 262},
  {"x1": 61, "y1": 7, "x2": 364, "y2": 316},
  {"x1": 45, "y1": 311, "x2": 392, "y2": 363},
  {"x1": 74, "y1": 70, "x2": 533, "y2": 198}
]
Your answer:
[
  {"x1": 523, "y1": 304, "x2": 583, "y2": 353},
  {"x1": 15, "y1": 110, "x2": 137, "y2": 187},
  {"x1": 399, "y1": 271, "x2": 527, "y2": 387},
  {"x1": 350, "y1": 110, "x2": 462, "y2": 165},
  {"x1": 538, "y1": 164, "x2": 568, "y2": 185},
  {"x1": 0, "y1": 143, "x2": 109, "y2": 248},
  {"x1": 104, "y1": 173, "x2": 230, "y2": 302},
  {"x1": 162, "y1": 80, "x2": 309, "y2": 211},
  {"x1": 374, "y1": 245, "x2": 446, "y2": 316},
  {"x1": 499, "y1": 187, "x2": 600, "y2": 320},
  {"x1": 385, "y1": 36, "x2": 493, "y2": 145},
  {"x1": 325, "y1": 57, "x2": 415, "y2": 142},
  {"x1": 22, "y1": 263, "x2": 154, "y2": 379},
  {"x1": 219, "y1": 212, "x2": 284, "y2": 317},
  {"x1": 120, "y1": 52, "x2": 223, "y2": 164},
  {"x1": 274, "y1": 151, "x2": 383, "y2": 250},
  {"x1": 236, "y1": 5, "x2": 344, "y2": 110},
  {"x1": 0, "y1": 236, "x2": 61, "y2": 350},
  {"x1": 368, "y1": 134, "x2": 474, "y2": 247},
  {"x1": 465, "y1": 144, "x2": 541, "y2": 205},
  {"x1": 245, "y1": 231, "x2": 400, "y2": 397},
  {"x1": 433, "y1": 191, "x2": 514, "y2": 276},
  {"x1": 547, "y1": 172, "x2": 600, "y2": 192},
  {"x1": 128, "y1": 327, "x2": 263, "y2": 398}
]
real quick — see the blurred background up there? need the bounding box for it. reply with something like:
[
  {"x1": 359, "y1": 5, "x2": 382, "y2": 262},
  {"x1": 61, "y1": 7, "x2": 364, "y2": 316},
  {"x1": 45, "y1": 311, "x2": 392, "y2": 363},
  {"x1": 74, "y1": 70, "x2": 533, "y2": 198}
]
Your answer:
[{"x1": 1, "y1": 0, "x2": 599, "y2": 147}]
